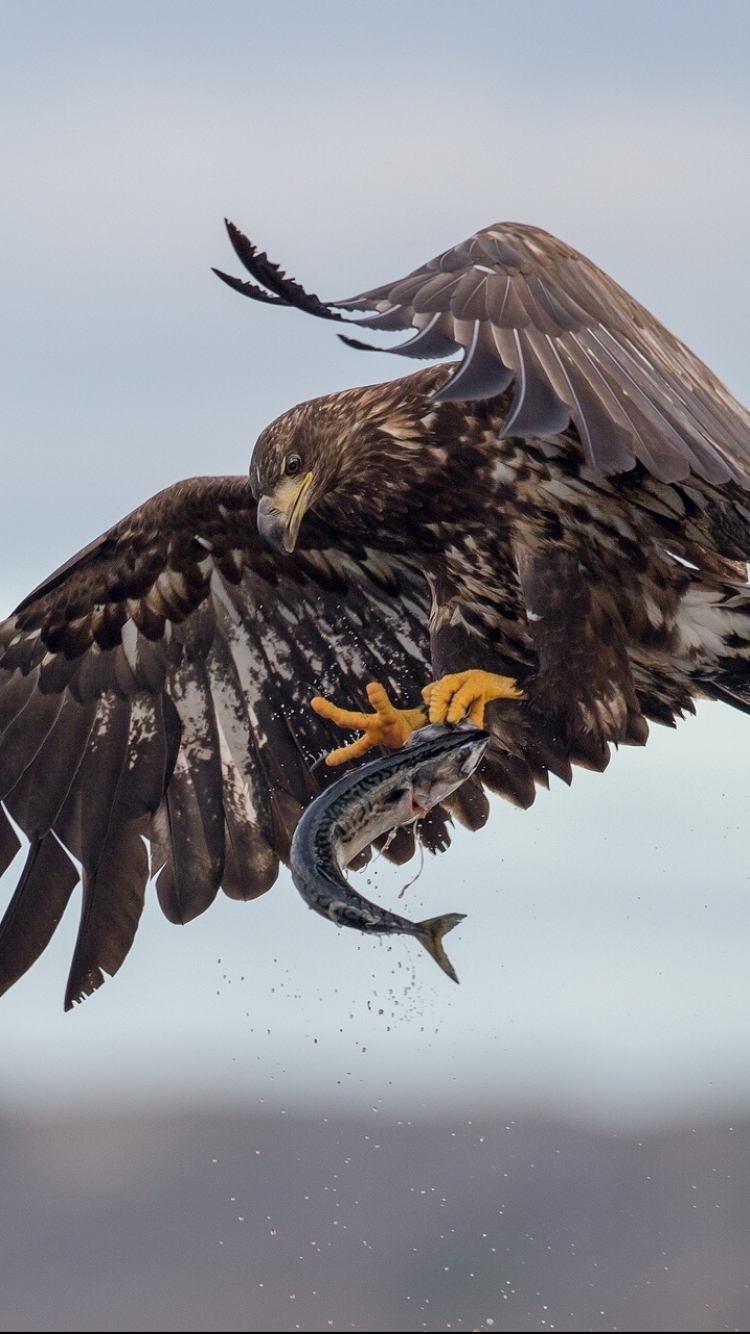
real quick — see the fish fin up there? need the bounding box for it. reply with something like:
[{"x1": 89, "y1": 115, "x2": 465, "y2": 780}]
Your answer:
[{"x1": 416, "y1": 912, "x2": 466, "y2": 983}]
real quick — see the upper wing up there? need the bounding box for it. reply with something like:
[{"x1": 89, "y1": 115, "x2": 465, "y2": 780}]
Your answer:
[
  {"x1": 0, "y1": 476, "x2": 438, "y2": 1009},
  {"x1": 214, "y1": 220, "x2": 750, "y2": 490}
]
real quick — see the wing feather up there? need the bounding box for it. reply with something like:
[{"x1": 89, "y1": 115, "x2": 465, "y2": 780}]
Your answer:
[
  {"x1": 0, "y1": 835, "x2": 80, "y2": 1000},
  {"x1": 430, "y1": 322, "x2": 514, "y2": 402},
  {"x1": 218, "y1": 220, "x2": 750, "y2": 488},
  {"x1": 0, "y1": 476, "x2": 438, "y2": 1004},
  {"x1": 207, "y1": 639, "x2": 279, "y2": 903},
  {"x1": 151, "y1": 656, "x2": 226, "y2": 925},
  {"x1": 4, "y1": 697, "x2": 98, "y2": 839},
  {"x1": 0, "y1": 689, "x2": 64, "y2": 801},
  {"x1": 64, "y1": 822, "x2": 149, "y2": 1009}
]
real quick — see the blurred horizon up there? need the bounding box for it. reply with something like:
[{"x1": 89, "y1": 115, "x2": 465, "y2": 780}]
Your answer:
[{"x1": 4, "y1": 1104, "x2": 749, "y2": 1331}]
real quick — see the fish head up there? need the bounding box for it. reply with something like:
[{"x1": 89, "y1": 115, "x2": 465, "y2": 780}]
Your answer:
[{"x1": 404, "y1": 723, "x2": 489, "y2": 816}]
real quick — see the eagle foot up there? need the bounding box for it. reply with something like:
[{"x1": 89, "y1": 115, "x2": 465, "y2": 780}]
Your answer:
[
  {"x1": 311, "y1": 682, "x2": 428, "y2": 767},
  {"x1": 311, "y1": 670, "x2": 522, "y2": 767},
  {"x1": 421, "y1": 669, "x2": 523, "y2": 727}
]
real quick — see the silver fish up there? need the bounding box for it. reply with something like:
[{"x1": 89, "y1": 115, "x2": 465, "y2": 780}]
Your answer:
[{"x1": 289, "y1": 723, "x2": 489, "y2": 982}]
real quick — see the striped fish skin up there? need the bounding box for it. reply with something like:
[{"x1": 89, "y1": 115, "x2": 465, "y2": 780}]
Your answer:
[{"x1": 289, "y1": 723, "x2": 489, "y2": 982}]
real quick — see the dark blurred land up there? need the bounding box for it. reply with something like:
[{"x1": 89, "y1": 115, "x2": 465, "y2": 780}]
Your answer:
[{"x1": 0, "y1": 1108, "x2": 748, "y2": 1331}]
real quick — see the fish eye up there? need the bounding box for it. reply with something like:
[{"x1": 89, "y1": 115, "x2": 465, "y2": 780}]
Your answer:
[{"x1": 285, "y1": 454, "x2": 302, "y2": 476}]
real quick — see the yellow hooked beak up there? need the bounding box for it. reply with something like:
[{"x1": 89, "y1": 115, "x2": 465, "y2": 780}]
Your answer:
[{"x1": 256, "y1": 471, "x2": 314, "y2": 554}]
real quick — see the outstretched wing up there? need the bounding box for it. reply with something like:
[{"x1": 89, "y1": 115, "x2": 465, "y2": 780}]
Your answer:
[
  {"x1": 0, "y1": 476, "x2": 437, "y2": 1009},
  {"x1": 215, "y1": 220, "x2": 750, "y2": 490}
]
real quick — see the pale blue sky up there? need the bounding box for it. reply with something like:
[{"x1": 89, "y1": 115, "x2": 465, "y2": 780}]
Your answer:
[{"x1": 1, "y1": 0, "x2": 750, "y2": 1126}]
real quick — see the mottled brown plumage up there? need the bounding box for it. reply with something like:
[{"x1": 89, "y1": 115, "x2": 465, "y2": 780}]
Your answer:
[
  {"x1": 251, "y1": 362, "x2": 750, "y2": 783},
  {"x1": 0, "y1": 478, "x2": 436, "y2": 1007},
  {"x1": 3, "y1": 218, "x2": 750, "y2": 1009}
]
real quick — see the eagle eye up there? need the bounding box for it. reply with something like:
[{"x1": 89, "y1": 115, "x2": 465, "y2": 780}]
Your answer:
[{"x1": 285, "y1": 454, "x2": 302, "y2": 477}]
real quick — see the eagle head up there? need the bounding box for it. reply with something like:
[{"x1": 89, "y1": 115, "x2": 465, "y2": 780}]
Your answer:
[
  {"x1": 250, "y1": 366, "x2": 456, "y2": 554},
  {"x1": 250, "y1": 394, "x2": 349, "y2": 554}
]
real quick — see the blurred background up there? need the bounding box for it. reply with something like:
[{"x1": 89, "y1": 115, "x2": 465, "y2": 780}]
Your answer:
[{"x1": 1, "y1": 1, "x2": 750, "y2": 1328}]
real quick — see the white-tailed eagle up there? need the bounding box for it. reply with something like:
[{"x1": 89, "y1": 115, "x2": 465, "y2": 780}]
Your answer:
[{"x1": 2, "y1": 219, "x2": 750, "y2": 1009}]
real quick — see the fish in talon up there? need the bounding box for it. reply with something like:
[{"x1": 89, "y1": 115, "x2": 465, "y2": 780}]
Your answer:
[{"x1": 289, "y1": 724, "x2": 489, "y2": 981}]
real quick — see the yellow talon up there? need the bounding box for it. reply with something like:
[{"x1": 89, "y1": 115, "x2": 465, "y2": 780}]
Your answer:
[
  {"x1": 421, "y1": 669, "x2": 523, "y2": 728},
  {"x1": 311, "y1": 681, "x2": 427, "y2": 767},
  {"x1": 311, "y1": 670, "x2": 522, "y2": 767}
]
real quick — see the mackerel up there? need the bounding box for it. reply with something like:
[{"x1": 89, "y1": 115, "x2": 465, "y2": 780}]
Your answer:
[{"x1": 290, "y1": 723, "x2": 489, "y2": 982}]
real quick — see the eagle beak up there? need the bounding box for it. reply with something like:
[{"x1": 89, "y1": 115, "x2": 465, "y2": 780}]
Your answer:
[{"x1": 257, "y1": 472, "x2": 314, "y2": 554}]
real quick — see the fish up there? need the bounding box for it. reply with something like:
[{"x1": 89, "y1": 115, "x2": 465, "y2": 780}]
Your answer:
[{"x1": 289, "y1": 722, "x2": 490, "y2": 982}]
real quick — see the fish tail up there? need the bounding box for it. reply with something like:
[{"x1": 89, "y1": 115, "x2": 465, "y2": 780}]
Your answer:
[{"x1": 416, "y1": 913, "x2": 466, "y2": 984}]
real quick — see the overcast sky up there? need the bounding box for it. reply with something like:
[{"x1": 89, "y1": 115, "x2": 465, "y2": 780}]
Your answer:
[{"x1": 2, "y1": 0, "x2": 750, "y2": 1129}]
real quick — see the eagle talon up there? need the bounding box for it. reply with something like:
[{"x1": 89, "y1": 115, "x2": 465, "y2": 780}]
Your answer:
[
  {"x1": 421, "y1": 669, "x2": 523, "y2": 728},
  {"x1": 311, "y1": 681, "x2": 427, "y2": 767}
]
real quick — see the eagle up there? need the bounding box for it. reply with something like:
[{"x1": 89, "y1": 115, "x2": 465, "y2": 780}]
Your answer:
[{"x1": 2, "y1": 218, "x2": 750, "y2": 1011}]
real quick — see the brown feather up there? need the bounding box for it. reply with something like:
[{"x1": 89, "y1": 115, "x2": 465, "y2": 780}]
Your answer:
[{"x1": 0, "y1": 836, "x2": 79, "y2": 1000}]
